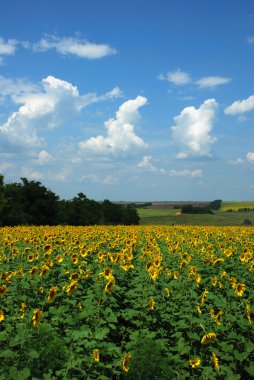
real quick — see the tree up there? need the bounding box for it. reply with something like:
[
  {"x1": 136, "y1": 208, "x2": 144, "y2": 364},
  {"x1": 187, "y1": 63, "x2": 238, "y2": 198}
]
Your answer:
[
  {"x1": 2, "y1": 178, "x2": 59, "y2": 226},
  {"x1": 209, "y1": 199, "x2": 222, "y2": 211},
  {"x1": 0, "y1": 174, "x2": 6, "y2": 225}
]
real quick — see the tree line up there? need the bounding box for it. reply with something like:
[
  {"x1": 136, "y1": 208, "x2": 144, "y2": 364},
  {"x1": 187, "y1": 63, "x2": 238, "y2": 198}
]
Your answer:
[{"x1": 0, "y1": 175, "x2": 140, "y2": 226}]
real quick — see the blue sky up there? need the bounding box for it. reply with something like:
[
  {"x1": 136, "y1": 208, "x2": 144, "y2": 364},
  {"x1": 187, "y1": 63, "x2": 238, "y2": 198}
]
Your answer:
[{"x1": 0, "y1": 0, "x2": 253, "y2": 201}]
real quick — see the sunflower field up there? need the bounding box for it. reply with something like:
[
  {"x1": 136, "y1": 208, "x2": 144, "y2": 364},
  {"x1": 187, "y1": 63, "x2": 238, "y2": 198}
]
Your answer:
[{"x1": 0, "y1": 225, "x2": 253, "y2": 379}]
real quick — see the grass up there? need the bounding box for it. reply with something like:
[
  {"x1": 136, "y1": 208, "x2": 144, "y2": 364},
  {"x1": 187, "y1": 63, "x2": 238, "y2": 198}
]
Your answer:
[
  {"x1": 219, "y1": 201, "x2": 254, "y2": 212},
  {"x1": 138, "y1": 209, "x2": 254, "y2": 226},
  {"x1": 137, "y1": 208, "x2": 178, "y2": 218}
]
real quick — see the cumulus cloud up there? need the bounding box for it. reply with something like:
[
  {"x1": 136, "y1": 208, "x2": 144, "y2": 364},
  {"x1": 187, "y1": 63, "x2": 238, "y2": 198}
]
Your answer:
[
  {"x1": 33, "y1": 35, "x2": 116, "y2": 59},
  {"x1": 81, "y1": 174, "x2": 118, "y2": 185},
  {"x1": 159, "y1": 68, "x2": 231, "y2": 89},
  {"x1": 169, "y1": 169, "x2": 203, "y2": 177},
  {"x1": 79, "y1": 96, "x2": 148, "y2": 156},
  {"x1": 34, "y1": 150, "x2": 52, "y2": 165},
  {"x1": 171, "y1": 99, "x2": 217, "y2": 158},
  {"x1": 224, "y1": 95, "x2": 254, "y2": 115},
  {"x1": 21, "y1": 167, "x2": 43, "y2": 181},
  {"x1": 137, "y1": 155, "x2": 156, "y2": 171},
  {"x1": 0, "y1": 75, "x2": 121, "y2": 150},
  {"x1": 0, "y1": 75, "x2": 39, "y2": 103},
  {"x1": 196, "y1": 76, "x2": 231, "y2": 88},
  {"x1": 0, "y1": 37, "x2": 18, "y2": 63},
  {"x1": 230, "y1": 158, "x2": 245, "y2": 165},
  {"x1": 246, "y1": 152, "x2": 254, "y2": 164},
  {"x1": 137, "y1": 155, "x2": 166, "y2": 173},
  {"x1": 159, "y1": 69, "x2": 191, "y2": 85}
]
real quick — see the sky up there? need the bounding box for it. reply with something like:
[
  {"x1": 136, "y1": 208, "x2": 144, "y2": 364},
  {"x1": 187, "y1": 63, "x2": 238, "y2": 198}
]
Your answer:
[{"x1": 0, "y1": 0, "x2": 253, "y2": 201}]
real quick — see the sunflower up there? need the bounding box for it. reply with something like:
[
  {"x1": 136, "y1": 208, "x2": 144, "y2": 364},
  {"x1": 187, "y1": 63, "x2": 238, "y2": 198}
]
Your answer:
[
  {"x1": 47, "y1": 286, "x2": 58, "y2": 303},
  {"x1": 235, "y1": 283, "x2": 246, "y2": 297},
  {"x1": 180, "y1": 260, "x2": 187, "y2": 270},
  {"x1": 0, "y1": 285, "x2": 7, "y2": 296},
  {"x1": 104, "y1": 275, "x2": 116, "y2": 294},
  {"x1": 173, "y1": 271, "x2": 179, "y2": 280},
  {"x1": 201, "y1": 289, "x2": 209, "y2": 306},
  {"x1": 39, "y1": 286, "x2": 44, "y2": 294},
  {"x1": 66, "y1": 281, "x2": 78, "y2": 296},
  {"x1": 32, "y1": 308, "x2": 43, "y2": 328},
  {"x1": 195, "y1": 273, "x2": 201, "y2": 284},
  {"x1": 0, "y1": 310, "x2": 4, "y2": 322},
  {"x1": 211, "y1": 277, "x2": 217, "y2": 286},
  {"x1": 201, "y1": 333, "x2": 216, "y2": 345},
  {"x1": 152, "y1": 267, "x2": 161, "y2": 281},
  {"x1": 213, "y1": 258, "x2": 224, "y2": 267},
  {"x1": 70, "y1": 272, "x2": 80, "y2": 281},
  {"x1": 246, "y1": 304, "x2": 252, "y2": 325},
  {"x1": 56, "y1": 255, "x2": 63, "y2": 263},
  {"x1": 122, "y1": 353, "x2": 131, "y2": 373},
  {"x1": 40, "y1": 265, "x2": 49, "y2": 277},
  {"x1": 149, "y1": 297, "x2": 155, "y2": 310},
  {"x1": 29, "y1": 266, "x2": 38, "y2": 276},
  {"x1": 215, "y1": 311, "x2": 223, "y2": 325},
  {"x1": 165, "y1": 287, "x2": 170, "y2": 298},
  {"x1": 99, "y1": 267, "x2": 113, "y2": 280},
  {"x1": 189, "y1": 357, "x2": 201, "y2": 368},
  {"x1": 93, "y1": 349, "x2": 100, "y2": 363},
  {"x1": 21, "y1": 303, "x2": 26, "y2": 319},
  {"x1": 212, "y1": 352, "x2": 219, "y2": 370}
]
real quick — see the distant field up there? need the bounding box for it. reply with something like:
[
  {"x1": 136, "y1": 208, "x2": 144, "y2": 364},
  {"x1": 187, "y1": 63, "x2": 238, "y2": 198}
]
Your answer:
[
  {"x1": 137, "y1": 208, "x2": 178, "y2": 217},
  {"x1": 137, "y1": 208, "x2": 254, "y2": 226},
  {"x1": 219, "y1": 202, "x2": 254, "y2": 212}
]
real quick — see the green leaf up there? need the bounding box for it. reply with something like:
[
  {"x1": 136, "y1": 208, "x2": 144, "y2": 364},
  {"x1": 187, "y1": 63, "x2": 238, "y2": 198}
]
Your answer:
[
  {"x1": 245, "y1": 342, "x2": 254, "y2": 353},
  {"x1": 9, "y1": 367, "x2": 30, "y2": 380},
  {"x1": 28, "y1": 349, "x2": 40, "y2": 359},
  {"x1": 234, "y1": 351, "x2": 247, "y2": 361},
  {"x1": 245, "y1": 364, "x2": 254, "y2": 377},
  {"x1": 95, "y1": 327, "x2": 110, "y2": 340},
  {"x1": 0, "y1": 349, "x2": 18, "y2": 359}
]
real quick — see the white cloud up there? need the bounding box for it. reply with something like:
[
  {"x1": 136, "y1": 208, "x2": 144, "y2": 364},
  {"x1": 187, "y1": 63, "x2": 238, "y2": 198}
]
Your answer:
[
  {"x1": 246, "y1": 152, "x2": 254, "y2": 164},
  {"x1": 81, "y1": 174, "x2": 118, "y2": 185},
  {"x1": 0, "y1": 75, "x2": 39, "y2": 103},
  {"x1": 103, "y1": 175, "x2": 118, "y2": 185},
  {"x1": 224, "y1": 95, "x2": 254, "y2": 115},
  {"x1": 196, "y1": 76, "x2": 231, "y2": 88},
  {"x1": 79, "y1": 96, "x2": 148, "y2": 156},
  {"x1": 170, "y1": 169, "x2": 203, "y2": 177},
  {"x1": 0, "y1": 162, "x2": 13, "y2": 172},
  {"x1": 35, "y1": 150, "x2": 52, "y2": 165},
  {"x1": 137, "y1": 155, "x2": 156, "y2": 171},
  {"x1": 230, "y1": 158, "x2": 245, "y2": 165},
  {"x1": 0, "y1": 75, "x2": 121, "y2": 150},
  {"x1": 159, "y1": 69, "x2": 191, "y2": 85},
  {"x1": 159, "y1": 68, "x2": 231, "y2": 89},
  {"x1": 21, "y1": 167, "x2": 43, "y2": 181},
  {"x1": 171, "y1": 99, "x2": 217, "y2": 158},
  {"x1": 137, "y1": 155, "x2": 166, "y2": 173},
  {"x1": 0, "y1": 37, "x2": 17, "y2": 63},
  {"x1": 33, "y1": 35, "x2": 116, "y2": 59}
]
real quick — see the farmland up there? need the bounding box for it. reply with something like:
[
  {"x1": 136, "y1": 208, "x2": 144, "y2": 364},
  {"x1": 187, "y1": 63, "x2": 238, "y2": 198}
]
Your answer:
[
  {"x1": 0, "y1": 225, "x2": 253, "y2": 379},
  {"x1": 137, "y1": 201, "x2": 254, "y2": 226}
]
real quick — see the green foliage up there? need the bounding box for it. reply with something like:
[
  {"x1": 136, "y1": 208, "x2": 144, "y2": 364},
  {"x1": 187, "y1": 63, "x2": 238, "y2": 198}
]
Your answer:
[
  {"x1": 209, "y1": 199, "x2": 222, "y2": 211},
  {"x1": 0, "y1": 177, "x2": 140, "y2": 226},
  {"x1": 181, "y1": 204, "x2": 213, "y2": 214},
  {"x1": 243, "y1": 218, "x2": 252, "y2": 225}
]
